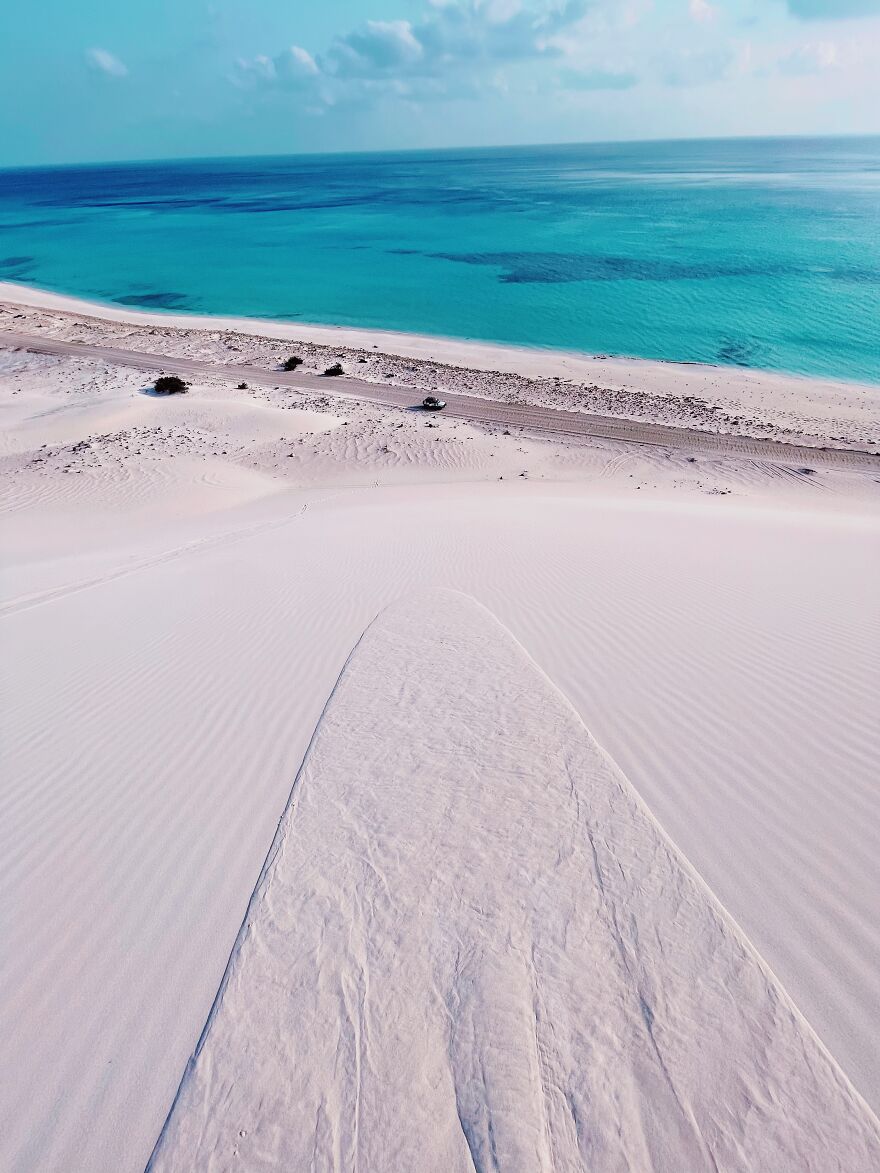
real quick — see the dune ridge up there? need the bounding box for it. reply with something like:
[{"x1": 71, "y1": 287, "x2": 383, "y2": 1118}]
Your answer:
[{"x1": 148, "y1": 592, "x2": 880, "y2": 1172}]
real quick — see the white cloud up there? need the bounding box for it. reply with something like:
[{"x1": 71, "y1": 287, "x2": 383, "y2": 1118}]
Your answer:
[
  {"x1": 689, "y1": 0, "x2": 717, "y2": 23},
  {"x1": 86, "y1": 48, "x2": 128, "y2": 78},
  {"x1": 329, "y1": 20, "x2": 425, "y2": 75},
  {"x1": 239, "y1": 2, "x2": 591, "y2": 87},
  {"x1": 341, "y1": 0, "x2": 588, "y2": 74},
  {"x1": 276, "y1": 46, "x2": 321, "y2": 84},
  {"x1": 234, "y1": 1, "x2": 596, "y2": 111},
  {"x1": 235, "y1": 45, "x2": 319, "y2": 90}
]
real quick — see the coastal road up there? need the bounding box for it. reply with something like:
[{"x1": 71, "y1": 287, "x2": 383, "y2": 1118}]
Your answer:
[{"x1": 3, "y1": 328, "x2": 878, "y2": 472}]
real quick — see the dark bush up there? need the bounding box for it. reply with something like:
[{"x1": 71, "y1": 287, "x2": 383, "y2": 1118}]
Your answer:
[
  {"x1": 323, "y1": 362, "x2": 344, "y2": 377},
  {"x1": 237, "y1": 381, "x2": 248, "y2": 389},
  {"x1": 154, "y1": 375, "x2": 188, "y2": 395},
  {"x1": 282, "y1": 355, "x2": 303, "y2": 371}
]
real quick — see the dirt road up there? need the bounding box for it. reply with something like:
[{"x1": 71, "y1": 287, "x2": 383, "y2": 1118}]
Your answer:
[{"x1": 3, "y1": 328, "x2": 878, "y2": 472}]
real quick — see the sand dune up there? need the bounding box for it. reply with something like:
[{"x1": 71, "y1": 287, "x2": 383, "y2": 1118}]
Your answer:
[
  {"x1": 3, "y1": 485, "x2": 878, "y2": 1170},
  {"x1": 149, "y1": 593, "x2": 879, "y2": 1172},
  {"x1": 1, "y1": 305, "x2": 879, "y2": 1171}
]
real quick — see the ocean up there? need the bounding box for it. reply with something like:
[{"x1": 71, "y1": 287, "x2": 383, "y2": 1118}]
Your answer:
[{"x1": 1, "y1": 136, "x2": 879, "y2": 383}]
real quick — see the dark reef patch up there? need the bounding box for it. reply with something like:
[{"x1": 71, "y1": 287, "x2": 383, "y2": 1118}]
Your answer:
[
  {"x1": 112, "y1": 291, "x2": 192, "y2": 310},
  {"x1": 431, "y1": 250, "x2": 880, "y2": 287},
  {"x1": 0, "y1": 218, "x2": 78, "y2": 231},
  {"x1": 429, "y1": 250, "x2": 796, "y2": 284},
  {"x1": 0, "y1": 254, "x2": 36, "y2": 279},
  {"x1": 716, "y1": 337, "x2": 769, "y2": 368}
]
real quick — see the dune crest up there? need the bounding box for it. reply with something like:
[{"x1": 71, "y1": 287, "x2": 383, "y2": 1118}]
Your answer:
[{"x1": 148, "y1": 591, "x2": 879, "y2": 1172}]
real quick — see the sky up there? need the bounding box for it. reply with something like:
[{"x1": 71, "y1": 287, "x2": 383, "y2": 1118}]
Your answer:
[{"x1": 2, "y1": 0, "x2": 879, "y2": 167}]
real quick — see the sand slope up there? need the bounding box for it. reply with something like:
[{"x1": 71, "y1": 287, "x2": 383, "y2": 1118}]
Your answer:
[
  {"x1": 148, "y1": 592, "x2": 879, "y2": 1172},
  {"x1": 2, "y1": 485, "x2": 878, "y2": 1171},
  {"x1": 2, "y1": 319, "x2": 879, "y2": 1171}
]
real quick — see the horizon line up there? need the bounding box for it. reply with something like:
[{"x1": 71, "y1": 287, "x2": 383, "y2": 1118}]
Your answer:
[{"x1": 3, "y1": 130, "x2": 880, "y2": 174}]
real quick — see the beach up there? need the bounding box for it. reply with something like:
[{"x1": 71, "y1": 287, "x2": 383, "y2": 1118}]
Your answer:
[
  {"x1": 3, "y1": 281, "x2": 879, "y2": 453},
  {"x1": 1, "y1": 289, "x2": 879, "y2": 1171}
]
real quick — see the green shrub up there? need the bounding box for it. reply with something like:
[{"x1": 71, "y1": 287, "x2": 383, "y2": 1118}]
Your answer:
[
  {"x1": 282, "y1": 356, "x2": 303, "y2": 371},
  {"x1": 154, "y1": 375, "x2": 188, "y2": 394}
]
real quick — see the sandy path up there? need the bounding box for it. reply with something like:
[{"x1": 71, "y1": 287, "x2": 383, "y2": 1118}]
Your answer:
[
  {"x1": 2, "y1": 485, "x2": 878, "y2": 1171},
  {"x1": 148, "y1": 592, "x2": 880, "y2": 1172},
  {"x1": 3, "y1": 328, "x2": 878, "y2": 471}
]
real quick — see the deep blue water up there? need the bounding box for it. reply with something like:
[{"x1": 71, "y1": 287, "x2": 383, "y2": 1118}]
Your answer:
[{"x1": 1, "y1": 137, "x2": 879, "y2": 382}]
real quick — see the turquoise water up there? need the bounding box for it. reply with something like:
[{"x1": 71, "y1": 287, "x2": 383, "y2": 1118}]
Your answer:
[{"x1": 1, "y1": 137, "x2": 879, "y2": 383}]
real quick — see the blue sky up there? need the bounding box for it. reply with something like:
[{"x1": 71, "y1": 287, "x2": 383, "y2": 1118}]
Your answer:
[{"x1": 2, "y1": 0, "x2": 879, "y2": 166}]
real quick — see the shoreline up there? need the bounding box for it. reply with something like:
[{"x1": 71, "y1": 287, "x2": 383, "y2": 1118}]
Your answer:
[
  {"x1": 3, "y1": 278, "x2": 879, "y2": 396},
  {"x1": 2, "y1": 280, "x2": 878, "y2": 453}
]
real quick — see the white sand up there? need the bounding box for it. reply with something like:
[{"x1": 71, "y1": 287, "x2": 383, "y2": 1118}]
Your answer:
[
  {"x1": 3, "y1": 281, "x2": 879, "y2": 449},
  {"x1": 1, "y1": 302, "x2": 879, "y2": 1170},
  {"x1": 148, "y1": 592, "x2": 879, "y2": 1171}
]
